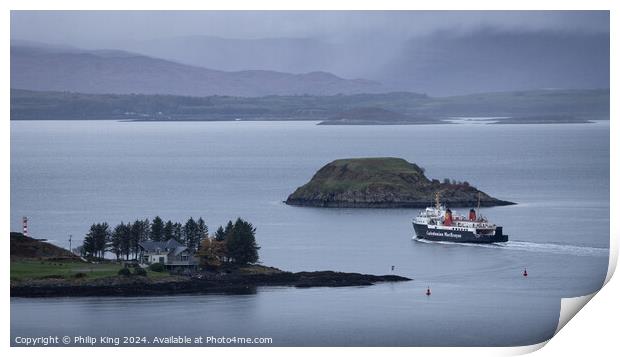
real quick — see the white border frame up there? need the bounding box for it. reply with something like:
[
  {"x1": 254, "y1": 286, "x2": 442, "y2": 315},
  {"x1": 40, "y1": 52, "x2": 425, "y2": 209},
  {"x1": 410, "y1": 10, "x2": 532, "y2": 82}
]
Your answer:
[{"x1": 3, "y1": 2, "x2": 617, "y2": 356}]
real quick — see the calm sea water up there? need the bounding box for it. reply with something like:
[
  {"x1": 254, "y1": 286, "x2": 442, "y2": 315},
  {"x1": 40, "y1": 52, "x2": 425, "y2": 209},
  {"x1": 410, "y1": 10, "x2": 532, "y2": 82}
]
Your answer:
[{"x1": 10, "y1": 120, "x2": 609, "y2": 346}]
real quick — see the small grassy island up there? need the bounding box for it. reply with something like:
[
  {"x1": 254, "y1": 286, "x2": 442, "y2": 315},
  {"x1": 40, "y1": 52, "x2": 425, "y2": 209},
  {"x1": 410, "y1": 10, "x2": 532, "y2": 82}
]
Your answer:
[
  {"x1": 10, "y1": 217, "x2": 410, "y2": 298},
  {"x1": 285, "y1": 157, "x2": 515, "y2": 208}
]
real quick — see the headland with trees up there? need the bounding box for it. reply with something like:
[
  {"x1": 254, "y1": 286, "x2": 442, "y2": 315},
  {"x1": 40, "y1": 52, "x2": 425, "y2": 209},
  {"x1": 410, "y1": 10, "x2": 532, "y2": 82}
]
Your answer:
[{"x1": 10, "y1": 216, "x2": 409, "y2": 297}]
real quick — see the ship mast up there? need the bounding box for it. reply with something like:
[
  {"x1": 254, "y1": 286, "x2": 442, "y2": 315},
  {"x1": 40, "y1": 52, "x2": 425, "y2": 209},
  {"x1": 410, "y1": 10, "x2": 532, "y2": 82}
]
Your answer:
[
  {"x1": 477, "y1": 191, "x2": 481, "y2": 216},
  {"x1": 435, "y1": 192, "x2": 440, "y2": 210}
]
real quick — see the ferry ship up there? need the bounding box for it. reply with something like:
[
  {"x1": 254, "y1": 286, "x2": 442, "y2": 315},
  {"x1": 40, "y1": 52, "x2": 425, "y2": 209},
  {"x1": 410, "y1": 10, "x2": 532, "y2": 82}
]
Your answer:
[{"x1": 412, "y1": 193, "x2": 508, "y2": 244}]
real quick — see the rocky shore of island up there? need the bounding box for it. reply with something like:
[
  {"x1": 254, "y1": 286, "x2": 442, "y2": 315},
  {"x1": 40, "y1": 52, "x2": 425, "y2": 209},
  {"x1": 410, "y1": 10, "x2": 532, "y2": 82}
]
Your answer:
[{"x1": 10, "y1": 268, "x2": 411, "y2": 297}]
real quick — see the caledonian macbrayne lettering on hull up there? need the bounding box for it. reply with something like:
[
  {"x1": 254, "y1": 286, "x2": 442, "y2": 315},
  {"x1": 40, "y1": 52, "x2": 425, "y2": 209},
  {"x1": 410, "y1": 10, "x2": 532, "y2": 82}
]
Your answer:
[{"x1": 425, "y1": 231, "x2": 463, "y2": 239}]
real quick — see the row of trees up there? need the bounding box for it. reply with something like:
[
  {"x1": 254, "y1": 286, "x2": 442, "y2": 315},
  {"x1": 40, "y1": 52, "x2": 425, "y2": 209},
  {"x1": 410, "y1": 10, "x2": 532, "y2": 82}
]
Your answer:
[
  {"x1": 78, "y1": 216, "x2": 208, "y2": 260},
  {"x1": 77, "y1": 216, "x2": 261, "y2": 267}
]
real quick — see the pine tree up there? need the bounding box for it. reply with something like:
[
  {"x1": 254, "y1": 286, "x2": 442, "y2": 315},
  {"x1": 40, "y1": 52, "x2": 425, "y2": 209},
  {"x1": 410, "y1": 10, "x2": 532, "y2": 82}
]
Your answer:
[
  {"x1": 130, "y1": 219, "x2": 150, "y2": 260},
  {"x1": 172, "y1": 222, "x2": 183, "y2": 243},
  {"x1": 130, "y1": 220, "x2": 140, "y2": 260},
  {"x1": 142, "y1": 218, "x2": 150, "y2": 240},
  {"x1": 84, "y1": 222, "x2": 111, "y2": 259},
  {"x1": 163, "y1": 220, "x2": 174, "y2": 241},
  {"x1": 224, "y1": 220, "x2": 234, "y2": 237},
  {"x1": 197, "y1": 217, "x2": 208, "y2": 241},
  {"x1": 150, "y1": 216, "x2": 165, "y2": 241},
  {"x1": 98, "y1": 222, "x2": 111, "y2": 258},
  {"x1": 215, "y1": 225, "x2": 226, "y2": 241},
  {"x1": 225, "y1": 218, "x2": 260, "y2": 265},
  {"x1": 82, "y1": 224, "x2": 97, "y2": 258},
  {"x1": 184, "y1": 217, "x2": 200, "y2": 252},
  {"x1": 111, "y1": 222, "x2": 126, "y2": 260},
  {"x1": 119, "y1": 222, "x2": 132, "y2": 260}
]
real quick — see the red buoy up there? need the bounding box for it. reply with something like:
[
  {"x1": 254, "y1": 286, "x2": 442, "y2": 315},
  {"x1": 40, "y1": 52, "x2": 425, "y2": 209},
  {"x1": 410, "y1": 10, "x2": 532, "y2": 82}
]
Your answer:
[
  {"x1": 426, "y1": 287, "x2": 431, "y2": 296},
  {"x1": 523, "y1": 268, "x2": 528, "y2": 277}
]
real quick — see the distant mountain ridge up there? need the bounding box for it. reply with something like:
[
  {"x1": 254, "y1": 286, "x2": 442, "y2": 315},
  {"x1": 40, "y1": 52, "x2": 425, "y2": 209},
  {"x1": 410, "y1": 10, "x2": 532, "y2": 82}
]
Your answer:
[
  {"x1": 10, "y1": 44, "x2": 384, "y2": 97},
  {"x1": 107, "y1": 30, "x2": 610, "y2": 96},
  {"x1": 11, "y1": 28, "x2": 610, "y2": 97}
]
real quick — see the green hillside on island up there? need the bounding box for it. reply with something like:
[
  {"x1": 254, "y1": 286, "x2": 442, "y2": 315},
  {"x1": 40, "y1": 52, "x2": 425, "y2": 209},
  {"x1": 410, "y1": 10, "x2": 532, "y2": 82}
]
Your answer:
[{"x1": 285, "y1": 158, "x2": 515, "y2": 208}]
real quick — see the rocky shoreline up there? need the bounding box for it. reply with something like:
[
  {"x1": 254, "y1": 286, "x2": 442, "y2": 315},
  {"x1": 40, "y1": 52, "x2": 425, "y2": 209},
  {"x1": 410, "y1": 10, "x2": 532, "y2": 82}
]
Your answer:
[
  {"x1": 10, "y1": 270, "x2": 411, "y2": 298},
  {"x1": 285, "y1": 198, "x2": 514, "y2": 208}
]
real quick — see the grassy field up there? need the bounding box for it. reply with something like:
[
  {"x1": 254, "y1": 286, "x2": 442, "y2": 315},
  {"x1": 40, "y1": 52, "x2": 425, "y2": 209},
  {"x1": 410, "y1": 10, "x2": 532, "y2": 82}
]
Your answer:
[{"x1": 10, "y1": 260, "x2": 170, "y2": 281}]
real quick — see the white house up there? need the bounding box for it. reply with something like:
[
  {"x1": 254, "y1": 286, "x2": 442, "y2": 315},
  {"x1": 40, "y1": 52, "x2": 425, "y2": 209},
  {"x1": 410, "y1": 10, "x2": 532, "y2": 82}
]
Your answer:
[{"x1": 138, "y1": 239, "x2": 198, "y2": 268}]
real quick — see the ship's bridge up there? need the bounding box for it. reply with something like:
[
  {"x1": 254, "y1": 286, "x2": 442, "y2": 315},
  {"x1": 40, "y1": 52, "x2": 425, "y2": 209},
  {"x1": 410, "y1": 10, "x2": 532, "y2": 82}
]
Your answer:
[{"x1": 413, "y1": 206, "x2": 445, "y2": 224}]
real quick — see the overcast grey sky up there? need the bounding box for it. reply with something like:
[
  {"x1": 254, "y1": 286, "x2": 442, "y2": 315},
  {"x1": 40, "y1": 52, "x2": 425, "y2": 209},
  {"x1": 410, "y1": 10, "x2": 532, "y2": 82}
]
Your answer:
[{"x1": 11, "y1": 10, "x2": 609, "y2": 49}]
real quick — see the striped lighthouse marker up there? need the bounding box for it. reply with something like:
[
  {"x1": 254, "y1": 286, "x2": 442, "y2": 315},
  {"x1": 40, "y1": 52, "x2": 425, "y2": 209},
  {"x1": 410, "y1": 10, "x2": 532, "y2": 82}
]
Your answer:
[{"x1": 22, "y1": 216, "x2": 28, "y2": 237}]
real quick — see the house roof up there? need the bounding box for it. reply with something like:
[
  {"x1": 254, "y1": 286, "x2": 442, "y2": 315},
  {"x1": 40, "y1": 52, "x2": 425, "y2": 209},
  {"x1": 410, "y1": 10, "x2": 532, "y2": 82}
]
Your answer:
[
  {"x1": 139, "y1": 239, "x2": 187, "y2": 254},
  {"x1": 171, "y1": 246, "x2": 187, "y2": 256}
]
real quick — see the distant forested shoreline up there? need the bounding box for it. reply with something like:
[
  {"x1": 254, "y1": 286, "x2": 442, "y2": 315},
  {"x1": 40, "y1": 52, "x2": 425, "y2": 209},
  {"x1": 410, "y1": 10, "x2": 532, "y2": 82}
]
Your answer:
[{"x1": 10, "y1": 88, "x2": 609, "y2": 123}]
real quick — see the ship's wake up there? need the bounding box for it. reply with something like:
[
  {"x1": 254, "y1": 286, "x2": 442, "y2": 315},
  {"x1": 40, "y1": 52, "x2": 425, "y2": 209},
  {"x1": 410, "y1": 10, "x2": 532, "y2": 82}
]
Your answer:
[{"x1": 413, "y1": 238, "x2": 608, "y2": 257}]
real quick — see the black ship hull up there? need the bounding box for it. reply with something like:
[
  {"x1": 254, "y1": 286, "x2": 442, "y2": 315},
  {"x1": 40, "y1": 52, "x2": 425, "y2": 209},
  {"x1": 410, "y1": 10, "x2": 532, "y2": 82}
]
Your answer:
[{"x1": 413, "y1": 223, "x2": 508, "y2": 244}]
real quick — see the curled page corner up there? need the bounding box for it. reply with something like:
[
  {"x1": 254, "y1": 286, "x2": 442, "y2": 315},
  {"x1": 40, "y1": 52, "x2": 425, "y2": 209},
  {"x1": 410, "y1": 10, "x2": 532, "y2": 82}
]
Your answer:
[
  {"x1": 552, "y1": 238, "x2": 617, "y2": 337},
  {"x1": 515, "y1": 293, "x2": 597, "y2": 356},
  {"x1": 555, "y1": 293, "x2": 596, "y2": 335},
  {"x1": 521, "y1": 288, "x2": 600, "y2": 354},
  {"x1": 604, "y1": 233, "x2": 618, "y2": 285},
  {"x1": 525, "y1": 240, "x2": 617, "y2": 353},
  {"x1": 509, "y1": 341, "x2": 548, "y2": 355}
]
